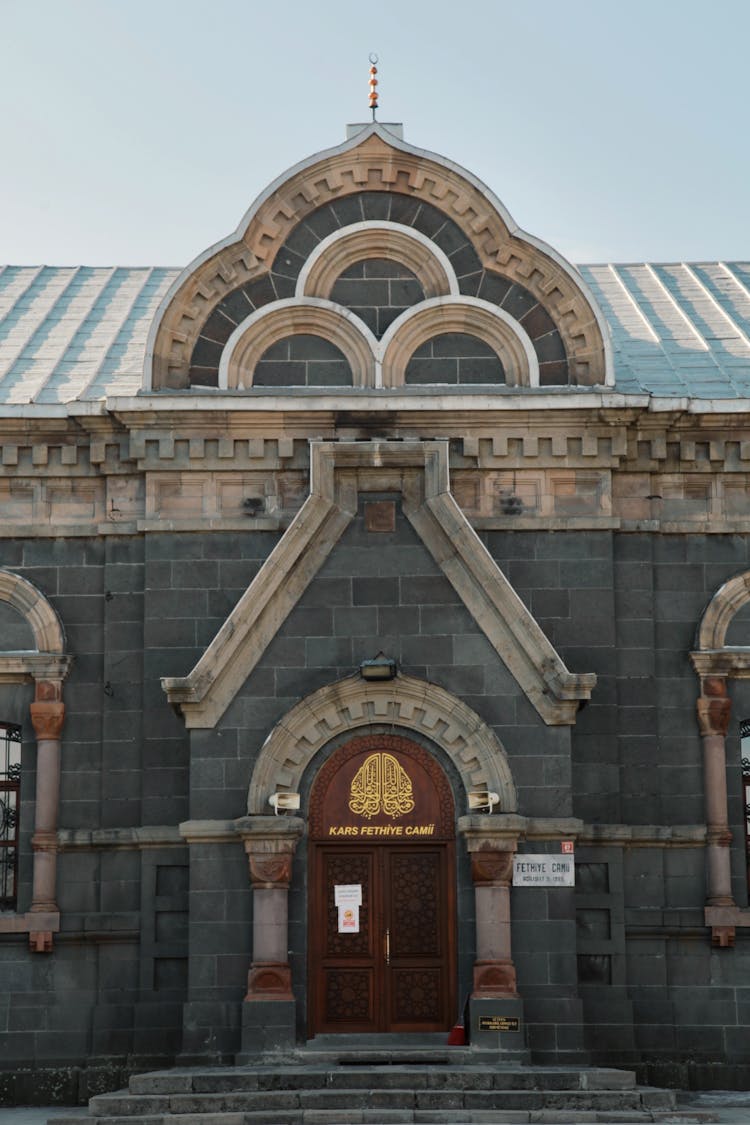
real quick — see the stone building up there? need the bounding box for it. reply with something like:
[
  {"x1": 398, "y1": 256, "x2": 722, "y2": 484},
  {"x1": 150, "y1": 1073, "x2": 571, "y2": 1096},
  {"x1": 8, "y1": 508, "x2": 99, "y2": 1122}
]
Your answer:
[{"x1": 1, "y1": 121, "x2": 750, "y2": 1100}]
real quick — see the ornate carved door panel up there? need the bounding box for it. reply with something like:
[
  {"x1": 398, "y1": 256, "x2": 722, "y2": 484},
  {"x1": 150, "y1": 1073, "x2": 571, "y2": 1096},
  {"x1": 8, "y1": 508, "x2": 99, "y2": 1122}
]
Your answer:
[
  {"x1": 384, "y1": 847, "x2": 451, "y2": 1031},
  {"x1": 313, "y1": 846, "x2": 378, "y2": 1032},
  {"x1": 309, "y1": 843, "x2": 454, "y2": 1034},
  {"x1": 308, "y1": 734, "x2": 456, "y2": 1036}
]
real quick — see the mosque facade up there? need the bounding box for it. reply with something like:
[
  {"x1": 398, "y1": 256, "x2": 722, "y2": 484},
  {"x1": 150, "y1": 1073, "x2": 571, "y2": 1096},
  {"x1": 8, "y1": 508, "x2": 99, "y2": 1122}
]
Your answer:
[{"x1": 1, "y1": 121, "x2": 750, "y2": 1099}]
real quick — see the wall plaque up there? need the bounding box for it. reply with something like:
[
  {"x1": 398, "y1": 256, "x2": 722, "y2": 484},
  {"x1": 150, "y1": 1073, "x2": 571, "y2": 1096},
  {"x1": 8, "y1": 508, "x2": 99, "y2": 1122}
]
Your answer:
[
  {"x1": 513, "y1": 855, "x2": 574, "y2": 887},
  {"x1": 365, "y1": 501, "x2": 396, "y2": 533},
  {"x1": 478, "y1": 1015, "x2": 520, "y2": 1032}
]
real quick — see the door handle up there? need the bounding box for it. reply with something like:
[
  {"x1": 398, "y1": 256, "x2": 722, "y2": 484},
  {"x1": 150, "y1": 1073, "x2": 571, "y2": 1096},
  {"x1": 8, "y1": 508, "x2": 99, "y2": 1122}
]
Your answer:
[{"x1": 384, "y1": 928, "x2": 390, "y2": 965}]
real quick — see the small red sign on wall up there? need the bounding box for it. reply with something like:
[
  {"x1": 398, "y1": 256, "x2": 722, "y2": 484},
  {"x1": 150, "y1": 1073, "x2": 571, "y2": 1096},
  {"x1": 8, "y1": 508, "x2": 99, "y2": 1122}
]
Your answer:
[{"x1": 561, "y1": 841, "x2": 574, "y2": 854}]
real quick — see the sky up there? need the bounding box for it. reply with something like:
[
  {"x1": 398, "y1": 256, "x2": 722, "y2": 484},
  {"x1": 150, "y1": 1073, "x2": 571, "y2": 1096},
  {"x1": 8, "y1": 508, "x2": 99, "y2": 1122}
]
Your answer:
[{"x1": 1, "y1": 0, "x2": 748, "y2": 267}]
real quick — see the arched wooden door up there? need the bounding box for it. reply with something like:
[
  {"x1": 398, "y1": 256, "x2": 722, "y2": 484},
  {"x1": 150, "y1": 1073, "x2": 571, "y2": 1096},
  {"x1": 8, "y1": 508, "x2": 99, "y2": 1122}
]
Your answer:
[{"x1": 308, "y1": 734, "x2": 456, "y2": 1035}]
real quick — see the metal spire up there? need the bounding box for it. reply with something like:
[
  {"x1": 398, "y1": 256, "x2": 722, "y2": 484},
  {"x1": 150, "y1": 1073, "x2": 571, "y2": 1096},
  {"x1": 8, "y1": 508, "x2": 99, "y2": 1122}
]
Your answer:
[{"x1": 368, "y1": 54, "x2": 379, "y2": 121}]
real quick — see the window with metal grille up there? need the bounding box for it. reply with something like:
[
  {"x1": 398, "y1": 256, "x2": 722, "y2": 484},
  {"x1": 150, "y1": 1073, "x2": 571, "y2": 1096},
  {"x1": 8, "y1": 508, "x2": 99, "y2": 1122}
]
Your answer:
[
  {"x1": 0, "y1": 723, "x2": 21, "y2": 911},
  {"x1": 740, "y1": 720, "x2": 750, "y2": 896}
]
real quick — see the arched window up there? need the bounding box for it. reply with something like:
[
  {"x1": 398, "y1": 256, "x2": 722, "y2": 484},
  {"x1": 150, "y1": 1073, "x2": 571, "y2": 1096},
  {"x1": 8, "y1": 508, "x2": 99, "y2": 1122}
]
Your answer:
[
  {"x1": 405, "y1": 331, "x2": 505, "y2": 385},
  {"x1": 740, "y1": 719, "x2": 750, "y2": 895},
  {"x1": 0, "y1": 722, "x2": 21, "y2": 911},
  {"x1": 253, "y1": 333, "x2": 353, "y2": 387},
  {"x1": 329, "y1": 258, "x2": 424, "y2": 338}
]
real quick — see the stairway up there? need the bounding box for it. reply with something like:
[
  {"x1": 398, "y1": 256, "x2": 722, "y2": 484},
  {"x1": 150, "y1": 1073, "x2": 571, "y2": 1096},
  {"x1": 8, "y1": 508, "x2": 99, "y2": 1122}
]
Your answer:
[{"x1": 51, "y1": 1054, "x2": 716, "y2": 1125}]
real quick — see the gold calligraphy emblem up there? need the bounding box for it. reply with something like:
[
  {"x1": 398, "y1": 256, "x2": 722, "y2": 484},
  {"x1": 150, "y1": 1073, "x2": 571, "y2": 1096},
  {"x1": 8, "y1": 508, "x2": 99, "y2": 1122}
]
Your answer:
[{"x1": 349, "y1": 753, "x2": 415, "y2": 819}]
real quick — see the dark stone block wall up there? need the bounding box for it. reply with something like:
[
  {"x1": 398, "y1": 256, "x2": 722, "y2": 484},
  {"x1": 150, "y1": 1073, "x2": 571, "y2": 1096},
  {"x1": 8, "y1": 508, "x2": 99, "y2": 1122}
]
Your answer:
[
  {"x1": 0, "y1": 532, "x2": 274, "y2": 1097},
  {"x1": 2, "y1": 525, "x2": 750, "y2": 1094},
  {"x1": 483, "y1": 529, "x2": 750, "y2": 1078}
]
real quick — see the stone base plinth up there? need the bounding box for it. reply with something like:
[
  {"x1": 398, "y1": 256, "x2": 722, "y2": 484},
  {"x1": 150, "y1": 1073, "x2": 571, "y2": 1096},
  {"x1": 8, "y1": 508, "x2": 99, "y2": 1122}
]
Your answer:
[
  {"x1": 472, "y1": 957, "x2": 517, "y2": 998},
  {"x1": 245, "y1": 961, "x2": 293, "y2": 1002},
  {"x1": 468, "y1": 996, "x2": 529, "y2": 1060},
  {"x1": 237, "y1": 998, "x2": 297, "y2": 1060}
]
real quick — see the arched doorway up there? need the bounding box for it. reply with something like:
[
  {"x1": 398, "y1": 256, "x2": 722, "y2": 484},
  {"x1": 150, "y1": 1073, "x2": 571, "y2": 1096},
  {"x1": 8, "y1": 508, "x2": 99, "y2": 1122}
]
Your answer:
[{"x1": 307, "y1": 733, "x2": 456, "y2": 1035}]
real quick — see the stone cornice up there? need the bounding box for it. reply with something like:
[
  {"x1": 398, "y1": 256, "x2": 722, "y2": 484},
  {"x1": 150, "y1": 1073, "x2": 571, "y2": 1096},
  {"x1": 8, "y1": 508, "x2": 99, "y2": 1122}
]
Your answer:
[
  {"x1": 4, "y1": 406, "x2": 750, "y2": 536},
  {"x1": 691, "y1": 649, "x2": 750, "y2": 678},
  {"x1": 578, "y1": 823, "x2": 707, "y2": 847},
  {"x1": 57, "y1": 825, "x2": 184, "y2": 850},
  {"x1": 5, "y1": 393, "x2": 750, "y2": 423}
]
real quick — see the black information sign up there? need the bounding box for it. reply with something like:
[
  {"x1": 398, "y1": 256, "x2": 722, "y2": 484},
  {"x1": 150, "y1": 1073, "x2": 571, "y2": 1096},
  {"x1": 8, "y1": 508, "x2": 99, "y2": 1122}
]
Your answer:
[{"x1": 478, "y1": 1015, "x2": 521, "y2": 1032}]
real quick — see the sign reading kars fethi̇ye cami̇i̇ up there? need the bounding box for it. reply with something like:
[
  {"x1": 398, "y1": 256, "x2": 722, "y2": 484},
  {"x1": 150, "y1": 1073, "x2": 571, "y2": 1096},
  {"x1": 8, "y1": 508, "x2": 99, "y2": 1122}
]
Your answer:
[{"x1": 308, "y1": 736, "x2": 455, "y2": 840}]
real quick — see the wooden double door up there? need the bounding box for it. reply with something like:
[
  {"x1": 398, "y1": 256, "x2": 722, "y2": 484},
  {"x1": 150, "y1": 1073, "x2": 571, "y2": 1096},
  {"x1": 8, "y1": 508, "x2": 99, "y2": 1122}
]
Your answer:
[{"x1": 308, "y1": 841, "x2": 456, "y2": 1034}]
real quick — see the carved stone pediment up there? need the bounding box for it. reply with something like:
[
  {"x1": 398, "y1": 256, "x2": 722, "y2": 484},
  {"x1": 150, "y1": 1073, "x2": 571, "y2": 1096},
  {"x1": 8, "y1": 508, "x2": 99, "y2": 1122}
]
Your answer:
[{"x1": 163, "y1": 440, "x2": 595, "y2": 729}]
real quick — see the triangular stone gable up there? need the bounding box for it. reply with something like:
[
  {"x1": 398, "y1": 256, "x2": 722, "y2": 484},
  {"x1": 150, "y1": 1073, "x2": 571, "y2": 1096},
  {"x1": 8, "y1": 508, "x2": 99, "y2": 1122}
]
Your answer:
[{"x1": 162, "y1": 442, "x2": 595, "y2": 728}]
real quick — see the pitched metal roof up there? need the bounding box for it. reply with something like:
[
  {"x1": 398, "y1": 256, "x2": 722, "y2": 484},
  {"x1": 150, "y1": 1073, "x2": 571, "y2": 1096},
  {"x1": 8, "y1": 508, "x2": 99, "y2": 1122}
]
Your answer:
[
  {"x1": 0, "y1": 262, "x2": 748, "y2": 406},
  {"x1": 580, "y1": 263, "x2": 750, "y2": 398}
]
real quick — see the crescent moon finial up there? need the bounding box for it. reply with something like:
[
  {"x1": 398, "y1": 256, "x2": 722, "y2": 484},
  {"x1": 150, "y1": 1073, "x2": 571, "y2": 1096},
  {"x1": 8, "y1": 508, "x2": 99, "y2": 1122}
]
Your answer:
[{"x1": 368, "y1": 54, "x2": 379, "y2": 121}]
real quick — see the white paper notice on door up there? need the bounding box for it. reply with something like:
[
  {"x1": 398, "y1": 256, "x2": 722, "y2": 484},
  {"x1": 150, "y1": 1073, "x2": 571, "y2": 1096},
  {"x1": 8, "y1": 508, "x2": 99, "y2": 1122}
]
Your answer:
[
  {"x1": 334, "y1": 884, "x2": 362, "y2": 933},
  {"x1": 337, "y1": 905, "x2": 360, "y2": 933},
  {"x1": 334, "y1": 884, "x2": 362, "y2": 907}
]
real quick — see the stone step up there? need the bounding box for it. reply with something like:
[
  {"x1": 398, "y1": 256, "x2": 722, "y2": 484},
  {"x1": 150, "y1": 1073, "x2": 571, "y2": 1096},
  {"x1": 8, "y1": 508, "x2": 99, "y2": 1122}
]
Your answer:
[
  {"x1": 86, "y1": 1089, "x2": 670, "y2": 1116},
  {"x1": 128, "y1": 1066, "x2": 638, "y2": 1095},
  {"x1": 48, "y1": 1062, "x2": 717, "y2": 1125},
  {"x1": 50, "y1": 1109, "x2": 717, "y2": 1125},
  {"x1": 89, "y1": 1088, "x2": 671, "y2": 1115}
]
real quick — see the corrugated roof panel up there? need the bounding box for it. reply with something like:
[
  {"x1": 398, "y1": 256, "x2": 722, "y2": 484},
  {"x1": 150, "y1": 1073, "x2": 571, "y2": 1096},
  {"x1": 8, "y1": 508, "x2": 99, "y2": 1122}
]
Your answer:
[
  {"x1": 79, "y1": 267, "x2": 179, "y2": 400},
  {"x1": 0, "y1": 266, "x2": 46, "y2": 321},
  {"x1": 731, "y1": 263, "x2": 750, "y2": 293},
  {"x1": 581, "y1": 265, "x2": 659, "y2": 343},
  {"x1": 37, "y1": 268, "x2": 151, "y2": 403},
  {"x1": 653, "y1": 264, "x2": 750, "y2": 357},
  {"x1": 698, "y1": 264, "x2": 750, "y2": 338},
  {"x1": 618, "y1": 265, "x2": 710, "y2": 351},
  {"x1": 0, "y1": 267, "x2": 77, "y2": 378},
  {"x1": 0, "y1": 268, "x2": 83, "y2": 401},
  {"x1": 2, "y1": 268, "x2": 117, "y2": 403}
]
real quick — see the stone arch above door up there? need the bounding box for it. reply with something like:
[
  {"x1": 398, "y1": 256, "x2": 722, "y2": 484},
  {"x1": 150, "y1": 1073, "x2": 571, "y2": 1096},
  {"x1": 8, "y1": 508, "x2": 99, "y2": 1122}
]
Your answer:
[{"x1": 246, "y1": 671, "x2": 517, "y2": 816}]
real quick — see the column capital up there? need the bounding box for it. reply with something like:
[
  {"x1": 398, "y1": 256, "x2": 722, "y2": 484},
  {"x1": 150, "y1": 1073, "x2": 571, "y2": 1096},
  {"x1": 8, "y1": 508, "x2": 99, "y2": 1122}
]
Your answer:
[
  {"x1": 235, "y1": 815, "x2": 304, "y2": 889},
  {"x1": 458, "y1": 813, "x2": 524, "y2": 853},
  {"x1": 30, "y1": 701, "x2": 65, "y2": 741},
  {"x1": 696, "y1": 676, "x2": 731, "y2": 737},
  {"x1": 471, "y1": 850, "x2": 514, "y2": 887}
]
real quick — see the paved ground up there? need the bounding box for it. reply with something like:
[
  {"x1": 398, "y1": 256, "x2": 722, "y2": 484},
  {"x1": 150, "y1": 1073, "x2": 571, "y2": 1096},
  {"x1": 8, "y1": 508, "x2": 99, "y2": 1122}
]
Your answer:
[
  {"x1": 0, "y1": 1113, "x2": 71, "y2": 1123},
  {"x1": 2, "y1": 1091, "x2": 750, "y2": 1123}
]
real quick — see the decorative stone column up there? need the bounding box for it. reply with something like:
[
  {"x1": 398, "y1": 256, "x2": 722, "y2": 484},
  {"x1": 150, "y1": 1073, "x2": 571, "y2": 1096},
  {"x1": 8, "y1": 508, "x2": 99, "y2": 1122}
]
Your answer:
[
  {"x1": 235, "y1": 815, "x2": 304, "y2": 1057},
  {"x1": 28, "y1": 692, "x2": 65, "y2": 953},
  {"x1": 470, "y1": 846, "x2": 518, "y2": 996},
  {"x1": 459, "y1": 814, "x2": 527, "y2": 1057},
  {"x1": 696, "y1": 675, "x2": 736, "y2": 945}
]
